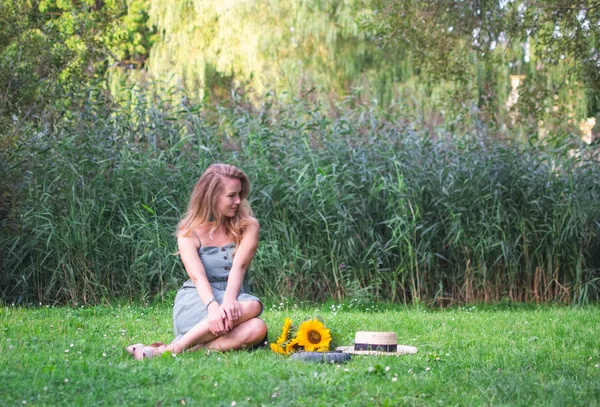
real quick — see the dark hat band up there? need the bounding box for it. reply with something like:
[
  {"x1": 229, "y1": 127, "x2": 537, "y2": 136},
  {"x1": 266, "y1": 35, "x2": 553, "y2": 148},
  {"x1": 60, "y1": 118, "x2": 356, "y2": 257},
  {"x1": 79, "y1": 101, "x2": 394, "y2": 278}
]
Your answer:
[{"x1": 354, "y1": 343, "x2": 397, "y2": 352}]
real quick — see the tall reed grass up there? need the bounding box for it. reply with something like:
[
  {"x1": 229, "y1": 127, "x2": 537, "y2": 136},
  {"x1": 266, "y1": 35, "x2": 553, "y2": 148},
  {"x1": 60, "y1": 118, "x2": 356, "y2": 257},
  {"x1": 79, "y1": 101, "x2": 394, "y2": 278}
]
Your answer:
[{"x1": 1, "y1": 87, "x2": 599, "y2": 305}]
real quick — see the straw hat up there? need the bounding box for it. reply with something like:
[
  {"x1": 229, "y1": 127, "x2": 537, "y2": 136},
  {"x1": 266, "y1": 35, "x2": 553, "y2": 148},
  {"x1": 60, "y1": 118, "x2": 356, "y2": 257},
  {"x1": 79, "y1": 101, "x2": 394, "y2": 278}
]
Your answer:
[{"x1": 335, "y1": 331, "x2": 418, "y2": 356}]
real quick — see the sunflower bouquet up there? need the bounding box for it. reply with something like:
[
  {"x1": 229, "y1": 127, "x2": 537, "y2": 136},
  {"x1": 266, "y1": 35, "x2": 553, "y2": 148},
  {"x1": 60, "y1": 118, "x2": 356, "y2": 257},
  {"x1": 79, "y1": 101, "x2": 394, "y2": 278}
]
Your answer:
[{"x1": 270, "y1": 317, "x2": 332, "y2": 355}]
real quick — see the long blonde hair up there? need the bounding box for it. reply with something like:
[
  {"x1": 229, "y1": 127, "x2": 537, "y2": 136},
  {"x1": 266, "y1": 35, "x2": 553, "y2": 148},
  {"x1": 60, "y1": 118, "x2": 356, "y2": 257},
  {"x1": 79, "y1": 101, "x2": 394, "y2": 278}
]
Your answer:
[{"x1": 177, "y1": 163, "x2": 254, "y2": 247}]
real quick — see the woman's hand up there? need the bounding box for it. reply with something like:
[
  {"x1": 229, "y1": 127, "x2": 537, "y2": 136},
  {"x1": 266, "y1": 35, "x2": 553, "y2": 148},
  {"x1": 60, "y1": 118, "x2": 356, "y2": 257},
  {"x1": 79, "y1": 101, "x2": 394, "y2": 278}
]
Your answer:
[
  {"x1": 220, "y1": 297, "x2": 242, "y2": 332},
  {"x1": 207, "y1": 302, "x2": 227, "y2": 336}
]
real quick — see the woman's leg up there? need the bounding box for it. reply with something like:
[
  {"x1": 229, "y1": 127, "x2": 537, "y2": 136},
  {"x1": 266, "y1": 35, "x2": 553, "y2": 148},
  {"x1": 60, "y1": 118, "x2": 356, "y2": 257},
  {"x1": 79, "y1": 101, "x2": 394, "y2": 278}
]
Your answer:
[
  {"x1": 167, "y1": 300, "x2": 264, "y2": 353},
  {"x1": 200, "y1": 317, "x2": 267, "y2": 351}
]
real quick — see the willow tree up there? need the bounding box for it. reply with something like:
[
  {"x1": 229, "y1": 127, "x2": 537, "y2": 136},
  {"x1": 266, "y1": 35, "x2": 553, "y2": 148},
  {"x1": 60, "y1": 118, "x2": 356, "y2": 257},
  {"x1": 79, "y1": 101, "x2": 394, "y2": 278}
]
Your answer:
[{"x1": 113, "y1": 0, "x2": 413, "y2": 104}]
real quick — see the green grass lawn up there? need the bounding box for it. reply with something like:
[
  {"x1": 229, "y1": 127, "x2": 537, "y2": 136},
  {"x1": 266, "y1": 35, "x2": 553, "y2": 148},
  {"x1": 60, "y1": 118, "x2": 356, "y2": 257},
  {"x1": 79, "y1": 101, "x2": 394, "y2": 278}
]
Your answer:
[{"x1": 1, "y1": 302, "x2": 599, "y2": 406}]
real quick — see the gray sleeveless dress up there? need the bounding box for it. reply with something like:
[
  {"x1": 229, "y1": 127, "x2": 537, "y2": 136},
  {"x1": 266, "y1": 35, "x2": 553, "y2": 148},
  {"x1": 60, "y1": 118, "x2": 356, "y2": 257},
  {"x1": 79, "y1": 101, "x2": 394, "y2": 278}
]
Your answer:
[{"x1": 172, "y1": 242, "x2": 263, "y2": 340}]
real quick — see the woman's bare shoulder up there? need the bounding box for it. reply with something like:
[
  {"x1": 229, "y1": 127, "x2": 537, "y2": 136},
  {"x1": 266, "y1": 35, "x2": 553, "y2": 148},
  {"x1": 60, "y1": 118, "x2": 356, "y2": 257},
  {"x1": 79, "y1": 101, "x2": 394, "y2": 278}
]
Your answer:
[
  {"x1": 246, "y1": 217, "x2": 260, "y2": 228},
  {"x1": 177, "y1": 227, "x2": 203, "y2": 249}
]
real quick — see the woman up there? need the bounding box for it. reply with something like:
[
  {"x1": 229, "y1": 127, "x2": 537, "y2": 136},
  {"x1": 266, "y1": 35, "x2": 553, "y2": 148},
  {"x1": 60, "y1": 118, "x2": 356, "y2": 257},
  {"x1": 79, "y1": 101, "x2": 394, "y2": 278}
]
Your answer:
[{"x1": 127, "y1": 164, "x2": 267, "y2": 359}]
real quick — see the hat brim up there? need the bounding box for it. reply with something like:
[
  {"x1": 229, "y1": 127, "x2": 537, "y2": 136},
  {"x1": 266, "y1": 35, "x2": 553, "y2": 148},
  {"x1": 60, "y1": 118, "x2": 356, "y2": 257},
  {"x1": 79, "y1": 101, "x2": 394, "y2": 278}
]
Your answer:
[{"x1": 335, "y1": 345, "x2": 418, "y2": 356}]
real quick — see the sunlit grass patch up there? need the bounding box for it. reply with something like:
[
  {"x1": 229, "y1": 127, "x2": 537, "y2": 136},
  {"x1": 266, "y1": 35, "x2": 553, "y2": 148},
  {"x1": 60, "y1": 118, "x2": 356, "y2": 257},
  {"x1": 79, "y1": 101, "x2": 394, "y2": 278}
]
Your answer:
[{"x1": 1, "y1": 303, "x2": 599, "y2": 406}]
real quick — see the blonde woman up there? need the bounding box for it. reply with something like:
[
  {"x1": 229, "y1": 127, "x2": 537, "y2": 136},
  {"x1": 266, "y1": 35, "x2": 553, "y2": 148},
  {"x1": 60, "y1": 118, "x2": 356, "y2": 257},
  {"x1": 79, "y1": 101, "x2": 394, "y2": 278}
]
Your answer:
[{"x1": 127, "y1": 164, "x2": 267, "y2": 359}]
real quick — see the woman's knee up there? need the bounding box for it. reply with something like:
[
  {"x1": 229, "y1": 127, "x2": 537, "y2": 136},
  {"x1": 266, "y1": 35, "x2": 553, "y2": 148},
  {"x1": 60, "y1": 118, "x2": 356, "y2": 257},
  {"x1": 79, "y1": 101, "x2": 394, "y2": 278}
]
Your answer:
[
  {"x1": 242, "y1": 300, "x2": 263, "y2": 318},
  {"x1": 246, "y1": 318, "x2": 267, "y2": 342}
]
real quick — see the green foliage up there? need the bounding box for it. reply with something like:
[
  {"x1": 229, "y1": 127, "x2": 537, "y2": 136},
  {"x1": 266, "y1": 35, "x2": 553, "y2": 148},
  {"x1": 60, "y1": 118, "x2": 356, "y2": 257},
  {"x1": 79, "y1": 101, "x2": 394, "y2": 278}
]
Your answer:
[
  {"x1": 2, "y1": 1, "x2": 598, "y2": 307},
  {"x1": 0, "y1": 0, "x2": 156, "y2": 259},
  {"x1": 1, "y1": 87, "x2": 193, "y2": 304},
  {"x1": 3, "y1": 0, "x2": 595, "y2": 145},
  {"x1": 1, "y1": 87, "x2": 599, "y2": 305},
  {"x1": 363, "y1": 0, "x2": 600, "y2": 119},
  {"x1": 96, "y1": 0, "x2": 597, "y2": 144},
  {"x1": 0, "y1": 0, "x2": 154, "y2": 128}
]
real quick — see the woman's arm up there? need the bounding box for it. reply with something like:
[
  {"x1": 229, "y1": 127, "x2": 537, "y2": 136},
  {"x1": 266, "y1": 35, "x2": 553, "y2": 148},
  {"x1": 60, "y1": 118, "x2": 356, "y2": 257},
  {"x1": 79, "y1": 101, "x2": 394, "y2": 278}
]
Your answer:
[
  {"x1": 221, "y1": 218, "x2": 260, "y2": 329},
  {"x1": 177, "y1": 232, "x2": 227, "y2": 336}
]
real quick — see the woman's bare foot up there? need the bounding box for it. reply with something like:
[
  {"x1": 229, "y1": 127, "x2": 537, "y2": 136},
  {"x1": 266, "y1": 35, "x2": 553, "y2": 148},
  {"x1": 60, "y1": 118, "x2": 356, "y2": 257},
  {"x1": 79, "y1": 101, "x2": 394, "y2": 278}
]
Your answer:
[
  {"x1": 166, "y1": 341, "x2": 185, "y2": 355},
  {"x1": 126, "y1": 343, "x2": 144, "y2": 357},
  {"x1": 126, "y1": 342, "x2": 168, "y2": 360},
  {"x1": 126, "y1": 341, "x2": 185, "y2": 359}
]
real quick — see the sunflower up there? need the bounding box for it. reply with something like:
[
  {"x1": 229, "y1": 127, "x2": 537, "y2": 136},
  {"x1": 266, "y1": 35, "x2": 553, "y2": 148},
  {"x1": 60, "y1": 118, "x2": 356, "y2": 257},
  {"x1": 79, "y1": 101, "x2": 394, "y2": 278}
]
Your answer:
[
  {"x1": 296, "y1": 319, "x2": 331, "y2": 352},
  {"x1": 285, "y1": 338, "x2": 299, "y2": 354},
  {"x1": 270, "y1": 342, "x2": 287, "y2": 355},
  {"x1": 276, "y1": 317, "x2": 293, "y2": 345},
  {"x1": 271, "y1": 317, "x2": 296, "y2": 355}
]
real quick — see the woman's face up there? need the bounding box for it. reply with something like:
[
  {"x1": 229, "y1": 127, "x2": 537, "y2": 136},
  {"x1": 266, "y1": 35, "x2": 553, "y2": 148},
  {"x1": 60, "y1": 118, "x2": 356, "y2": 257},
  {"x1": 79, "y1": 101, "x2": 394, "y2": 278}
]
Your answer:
[{"x1": 216, "y1": 176, "x2": 242, "y2": 218}]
